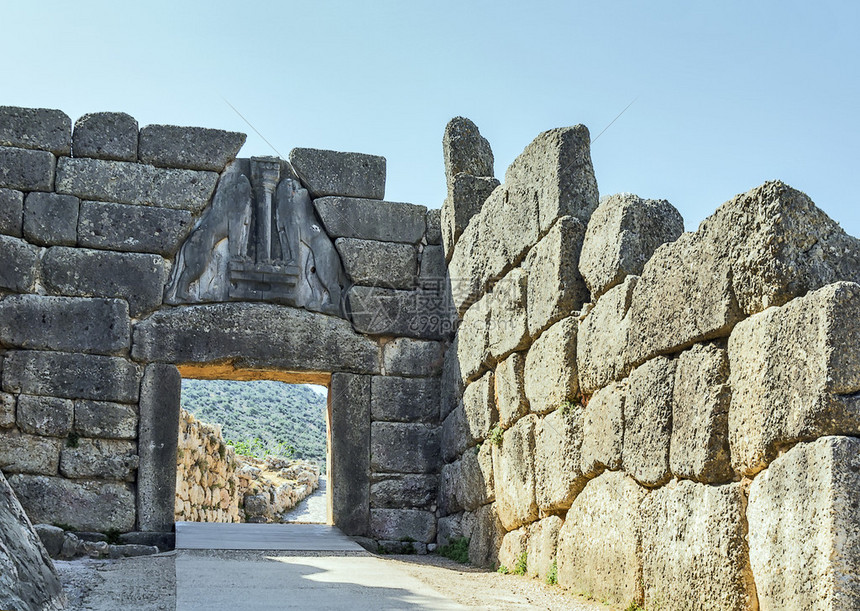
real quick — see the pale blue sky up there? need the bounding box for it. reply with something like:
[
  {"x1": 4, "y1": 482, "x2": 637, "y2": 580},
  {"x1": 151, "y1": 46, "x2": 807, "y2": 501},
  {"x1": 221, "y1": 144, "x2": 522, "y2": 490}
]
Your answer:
[{"x1": 3, "y1": 1, "x2": 858, "y2": 234}]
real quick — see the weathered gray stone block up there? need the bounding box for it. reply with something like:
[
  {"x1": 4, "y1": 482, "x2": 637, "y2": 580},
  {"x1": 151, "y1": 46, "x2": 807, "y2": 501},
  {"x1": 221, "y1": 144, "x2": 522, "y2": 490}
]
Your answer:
[
  {"x1": 0, "y1": 187, "x2": 23, "y2": 237},
  {"x1": 41, "y1": 246, "x2": 169, "y2": 317},
  {"x1": 370, "y1": 509, "x2": 436, "y2": 544},
  {"x1": 137, "y1": 364, "x2": 180, "y2": 531},
  {"x1": 0, "y1": 393, "x2": 14, "y2": 428},
  {"x1": 55, "y1": 157, "x2": 219, "y2": 213},
  {"x1": 290, "y1": 148, "x2": 386, "y2": 200},
  {"x1": 729, "y1": 281, "x2": 860, "y2": 476},
  {"x1": 441, "y1": 174, "x2": 500, "y2": 261},
  {"x1": 425, "y1": 208, "x2": 442, "y2": 244},
  {"x1": 74, "y1": 400, "x2": 138, "y2": 440},
  {"x1": 440, "y1": 403, "x2": 470, "y2": 463},
  {"x1": 8, "y1": 474, "x2": 135, "y2": 532},
  {"x1": 336, "y1": 238, "x2": 417, "y2": 289},
  {"x1": 314, "y1": 196, "x2": 425, "y2": 243},
  {"x1": 456, "y1": 294, "x2": 491, "y2": 383},
  {"x1": 623, "y1": 356, "x2": 675, "y2": 487},
  {"x1": 527, "y1": 515, "x2": 563, "y2": 581},
  {"x1": 670, "y1": 342, "x2": 733, "y2": 483},
  {"x1": 557, "y1": 471, "x2": 646, "y2": 608},
  {"x1": 463, "y1": 372, "x2": 497, "y2": 442},
  {"x1": 0, "y1": 470, "x2": 67, "y2": 611},
  {"x1": 492, "y1": 414, "x2": 538, "y2": 531},
  {"x1": 60, "y1": 438, "x2": 138, "y2": 481},
  {"x1": 0, "y1": 295, "x2": 130, "y2": 355},
  {"x1": 577, "y1": 275, "x2": 637, "y2": 394},
  {"x1": 72, "y1": 112, "x2": 139, "y2": 161},
  {"x1": 418, "y1": 244, "x2": 446, "y2": 284},
  {"x1": 579, "y1": 193, "x2": 684, "y2": 299},
  {"x1": 439, "y1": 444, "x2": 494, "y2": 514},
  {"x1": 628, "y1": 181, "x2": 860, "y2": 366},
  {"x1": 16, "y1": 395, "x2": 73, "y2": 437},
  {"x1": 498, "y1": 526, "x2": 529, "y2": 574},
  {"x1": 525, "y1": 215, "x2": 588, "y2": 337},
  {"x1": 2, "y1": 351, "x2": 140, "y2": 403},
  {"x1": 505, "y1": 124, "x2": 599, "y2": 233},
  {"x1": 535, "y1": 406, "x2": 587, "y2": 512},
  {"x1": 0, "y1": 235, "x2": 39, "y2": 293},
  {"x1": 138, "y1": 124, "x2": 245, "y2": 172},
  {"x1": 488, "y1": 268, "x2": 528, "y2": 359},
  {"x1": 440, "y1": 339, "x2": 464, "y2": 421},
  {"x1": 468, "y1": 502, "x2": 503, "y2": 568},
  {"x1": 0, "y1": 106, "x2": 70, "y2": 155},
  {"x1": 524, "y1": 316, "x2": 578, "y2": 415},
  {"x1": 133, "y1": 303, "x2": 381, "y2": 373},
  {"x1": 0, "y1": 429, "x2": 61, "y2": 475},
  {"x1": 580, "y1": 381, "x2": 625, "y2": 477},
  {"x1": 370, "y1": 474, "x2": 437, "y2": 509},
  {"x1": 33, "y1": 524, "x2": 65, "y2": 558},
  {"x1": 443, "y1": 117, "x2": 494, "y2": 190},
  {"x1": 382, "y1": 337, "x2": 444, "y2": 377},
  {"x1": 330, "y1": 373, "x2": 370, "y2": 536},
  {"x1": 22, "y1": 192, "x2": 79, "y2": 246},
  {"x1": 437, "y1": 512, "x2": 472, "y2": 548},
  {"x1": 748, "y1": 436, "x2": 860, "y2": 610},
  {"x1": 347, "y1": 285, "x2": 450, "y2": 341},
  {"x1": 0, "y1": 146, "x2": 55, "y2": 192},
  {"x1": 495, "y1": 352, "x2": 528, "y2": 429},
  {"x1": 370, "y1": 422, "x2": 439, "y2": 474},
  {"x1": 370, "y1": 376, "x2": 440, "y2": 423},
  {"x1": 641, "y1": 480, "x2": 756, "y2": 611},
  {"x1": 78, "y1": 200, "x2": 194, "y2": 256}
]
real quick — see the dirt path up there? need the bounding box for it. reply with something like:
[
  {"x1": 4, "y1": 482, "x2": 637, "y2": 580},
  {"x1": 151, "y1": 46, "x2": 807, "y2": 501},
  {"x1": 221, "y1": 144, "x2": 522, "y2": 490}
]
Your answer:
[{"x1": 281, "y1": 473, "x2": 327, "y2": 523}]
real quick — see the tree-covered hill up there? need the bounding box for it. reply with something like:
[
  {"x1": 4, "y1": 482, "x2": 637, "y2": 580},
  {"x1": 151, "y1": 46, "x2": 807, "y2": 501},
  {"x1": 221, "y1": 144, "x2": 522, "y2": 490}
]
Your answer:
[{"x1": 180, "y1": 379, "x2": 327, "y2": 464}]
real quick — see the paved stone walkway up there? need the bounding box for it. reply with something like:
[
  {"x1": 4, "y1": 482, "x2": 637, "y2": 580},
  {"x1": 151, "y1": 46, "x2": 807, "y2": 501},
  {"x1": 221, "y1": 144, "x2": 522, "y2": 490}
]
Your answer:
[{"x1": 282, "y1": 473, "x2": 328, "y2": 523}]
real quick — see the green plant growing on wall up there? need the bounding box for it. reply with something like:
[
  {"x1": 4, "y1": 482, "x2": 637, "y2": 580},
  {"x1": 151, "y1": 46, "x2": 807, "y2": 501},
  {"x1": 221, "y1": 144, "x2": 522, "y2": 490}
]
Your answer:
[
  {"x1": 513, "y1": 551, "x2": 528, "y2": 575},
  {"x1": 546, "y1": 559, "x2": 558, "y2": 585},
  {"x1": 488, "y1": 425, "x2": 504, "y2": 447},
  {"x1": 437, "y1": 537, "x2": 470, "y2": 564},
  {"x1": 497, "y1": 564, "x2": 510, "y2": 574},
  {"x1": 559, "y1": 399, "x2": 576, "y2": 416}
]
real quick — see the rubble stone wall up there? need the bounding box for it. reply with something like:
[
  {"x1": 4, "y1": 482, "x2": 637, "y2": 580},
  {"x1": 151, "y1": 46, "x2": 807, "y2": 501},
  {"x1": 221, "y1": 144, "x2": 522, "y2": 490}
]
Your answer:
[{"x1": 439, "y1": 116, "x2": 860, "y2": 610}]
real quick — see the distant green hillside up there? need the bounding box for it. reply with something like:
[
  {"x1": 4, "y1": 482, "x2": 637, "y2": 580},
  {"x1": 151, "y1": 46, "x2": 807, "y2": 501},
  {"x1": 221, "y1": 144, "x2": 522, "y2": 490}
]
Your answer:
[{"x1": 180, "y1": 379, "x2": 327, "y2": 464}]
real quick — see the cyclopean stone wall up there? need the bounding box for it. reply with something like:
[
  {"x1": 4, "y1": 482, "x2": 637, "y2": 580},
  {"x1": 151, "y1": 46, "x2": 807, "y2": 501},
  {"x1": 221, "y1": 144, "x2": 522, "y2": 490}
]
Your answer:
[
  {"x1": 438, "y1": 117, "x2": 860, "y2": 610},
  {"x1": 0, "y1": 105, "x2": 450, "y2": 549}
]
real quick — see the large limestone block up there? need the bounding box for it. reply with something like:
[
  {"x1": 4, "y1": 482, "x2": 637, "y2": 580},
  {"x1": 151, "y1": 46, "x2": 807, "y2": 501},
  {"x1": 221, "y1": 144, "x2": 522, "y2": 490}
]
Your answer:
[
  {"x1": 580, "y1": 381, "x2": 625, "y2": 477},
  {"x1": 440, "y1": 403, "x2": 470, "y2": 463},
  {"x1": 370, "y1": 474, "x2": 437, "y2": 510},
  {"x1": 440, "y1": 338, "x2": 464, "y2": 420},
  {"x1": 0, "y1": 469, "x2": 66, "y2": 611},
  {"x1": 468, "y1": 502, "x2": 503, "y2": 568},
  {"x1": 370, "y1": 422, "x2": 439, "y2": 474},
  {"x1": 556, "y1": 471, "x2": 647, "y2": 607},
  {"x1": 524, "y1": 316, "x2": 578, "y2": 415},
  {"x1": 456, "y1": 294, "x2": 491, "y2": 383},
  {"x1": 494, "y1": 352, "x2": 528, "y2": 429},
  {"x1": 443, "y1": 117, "x2": 494, "y2": 190},
  {"x1": 535, "y1": 406, "x2": 587, "y2": 512},
  {"x1": 670, "y1": 342, "x2": 733, "y2": 483},
  {"x1": 382, "y1": 337, "x2": 444, "y2": 378},
  {"x1": 628, "y1": 181, "x2": 860, "y2": 365},
  {"x1": 41, "y1": 246, "x2": 170, "y2": 317},
  {"x1": 492, "y1": 414, "x2": 538, "y2": 531},
  {"x1": 748, "y1": 436, "x2": 860, "y2": 610},
  {"x1": 336, "y1": 238, "x2": 418, "y2": 289},
  {"x1": 3, "y1": 350, "x2": 140, "y2": 403},
  {"x1": 0, "y1": 187, "x2": 24, "y2": 237},
  {"x1": 641, "y1": 480, "x2": 757, "y2": 611},
  {"x1": 0, "y1": 295, "x2": 130, "y2": 355},
  {"x1": 138, "y1": 124, "x2": 245, "y2": 172},
  {"x1": 439, "y1": 443, "x2": 494, "y2": 514},
  {"x1": 462, "y1": 372, "x2": 497, "y2": 442},
  {"x1": 78, "y1": 200, "x2": 194, "y2": 256},
  {"x1": 369, "y1": 509, "x2": 436, "y2": 544},
  {"x1": 441, "y1": 174, "x2": 499, "y2": 261},
  {"x1": 504, "y1": 125, "x2": 598, "y2": 233},
  {"x1": 579, "y1": 193, "x2": 684, "y2": 299},
  {"x1": 8, "y1": 474, "x2": 135, "y2": 532},
  {"x1": 370, "y1": 376, "x2": 440, "y2": 423},
  {"x1": 419, "y1": 244, "x2": 446, "y2": 285},
  {"x1": 0, "y1": 146, "x2": 55, "y2": 192},
  {"x1": 132, "y1": 302, "x2": 380, "y2": 374},
  {"x1": 72, "y1": 111, "x2": 139, "y2": 161},
  {"x1": 576, "y1": 275, "x2": 637, "y2": 394},
  {"x1": 729, "y1": 282, "x2": 860, "y2": 476},
  {"x1": 0, "y1": 430, "x2": 62, "y2": 475},
  {"x1": 525, "y1": 215, "x2": 588, "y2": 337},
  {"x1": 0, "y1": 235, "x2": 39, "y2": 293},
  {"x1": 0, "y1": 106, "x2": 70, "y2": 155},
  {"x1": 55, "y1": 157, "x2": 219, "y2": 213},
  {"x1": 22, "y1": 192, "x2": 79, "y2": 246},
  {"x1": 290, "y1": 148, "x2": 386, "y2": 200},
  {"x1": 74, "y1": 400, "x2": 138, "y2": 440},
  {"x1": 60, "y1": 438, "x2": 138, "y2": 480},
  {"x1": 347, "y1": 285, "x2": 450, "y2": 341},
  {"x1": 315, "y1": 197, "x2": 426, "y2": 244},
  {"x1": 330, "y1": 373, "x2": 371, "y2": 536},
  {"x1": 527, "y1": 515, "x2": 563, "y2": 581},
  {"x1": 498, "y1": 526, "x2": 529, "y2": 574},
  {"x1": 622, "y1": 356, "x2": 675, "y2": 487},
  {"x1": 425, "y1": 208, "x2": 442, "y2": 244},
  {"x1": 488, "y1": 268, "x2": 528, "y2": 359},
  {"x1": 16, "y1": 395, "x2": 73, "y2": 437}
]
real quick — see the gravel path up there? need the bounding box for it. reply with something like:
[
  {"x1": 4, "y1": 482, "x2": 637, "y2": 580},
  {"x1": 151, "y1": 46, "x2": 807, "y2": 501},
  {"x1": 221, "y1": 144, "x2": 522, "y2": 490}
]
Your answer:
[{"x1": 281, "y1": 473, "x2": 327, "y2": 523}]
